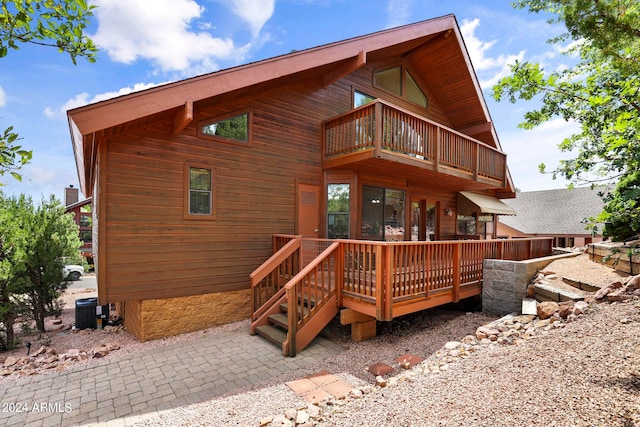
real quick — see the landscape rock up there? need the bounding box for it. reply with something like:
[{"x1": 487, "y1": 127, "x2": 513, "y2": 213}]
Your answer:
[
  {"x1": 573, "y1": 301, "x2": 589, "y2": 315},
  {"x1": 558, "y1": 304, "x2": 573, "y2": 319},
  {"x1": 33, "y1": 346, "x2": 47, "y2": 356},
  {"x1": 443, "y1": 341, "x2": 461, "y2": 350},
  {"x1": 608, "y1": 289, "x2": 632, "y2": 302},
  {"x1": 537, "y1": 301, "x2": 560, "y2": 320},
  {"x1": 626, "y1": 275, "x2": 640, "y2": 291},
  {"x1": 3, "y1": 356, "x2": 17, "y2": 367},
  {"x1": 295, "y1": 410, "x2": 310, "y2": 424}
]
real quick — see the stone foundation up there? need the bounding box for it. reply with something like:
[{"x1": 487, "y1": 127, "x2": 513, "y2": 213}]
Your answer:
[{"x1": 122, "y1": 289, "x2": 251, "y2": 342}]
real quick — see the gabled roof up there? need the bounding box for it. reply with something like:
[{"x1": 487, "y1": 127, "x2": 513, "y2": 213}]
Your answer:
[
  {"x1": 68, "y1": 14, "x2": 505, "y2": 196},
  {"x1": 499, "y1": 188, "x2": 605, "y2": 236}
]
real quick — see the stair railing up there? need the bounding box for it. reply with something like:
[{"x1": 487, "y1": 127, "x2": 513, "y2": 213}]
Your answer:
[
  {"x1": 250, "y1": 236, "x2": 302, "y2": 322},
  {"x1": 284, "y1": 241, "x2": 341, "y2": 356}
]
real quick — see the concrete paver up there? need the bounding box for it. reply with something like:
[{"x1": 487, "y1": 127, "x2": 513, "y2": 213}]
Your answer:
[{"x1": 0, "y1": 329, "x2": 345, "y2": 426}]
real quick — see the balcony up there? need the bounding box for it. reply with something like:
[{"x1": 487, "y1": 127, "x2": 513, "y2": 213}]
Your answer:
[{"x1": 322, "y1": 100, "x2": 507, "y2": 188}]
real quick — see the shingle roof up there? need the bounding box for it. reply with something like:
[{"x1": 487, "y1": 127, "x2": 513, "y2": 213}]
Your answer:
[{"x1": 499, "y1": 187, "x2": 605, "y2": 236}]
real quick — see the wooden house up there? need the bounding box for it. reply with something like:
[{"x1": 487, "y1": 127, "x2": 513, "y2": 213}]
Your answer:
[{"x1": 68, "y1": 15, "x2": 551, "y2": 349}]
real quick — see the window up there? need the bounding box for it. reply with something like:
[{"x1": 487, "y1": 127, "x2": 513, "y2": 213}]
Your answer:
[
  {"x1": 327, "y1": 184, "x2": 350, "y2": 239},
  {"x1": 361, "y1": 186, "x2": 405, "y2": 241},
  {"x1": 374, "y1": 66, "x2": 427, "y2": 108},
  {"x1": 457, "y1": 214, "x2": 476, "y2": 235},
  {"x1": 478, "y1": 214, "x2": 495, "y2": 239},
  {"x1": 79, "y1": 214, "x2": 92, "y2": 228},
  {"x1": 405, "y1": 72, "x2": 427, "y2": 108},
  {"x1": 374, "y1": 67, "x2": 402, "y2": 96},
  {"x1": 184, "y1": 164, "x2": 216, "y2": 220},
  {"x1": 353, "y1": 90, "x2": 376, "y2": 108},
  {"x1": 411, "y1": 200, "x2": 437, "y2": 241},
  {"x1": 200, "y1": 112, "x2": 249, "y2": 143}
]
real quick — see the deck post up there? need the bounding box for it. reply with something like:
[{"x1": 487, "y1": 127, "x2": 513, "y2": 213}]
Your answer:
[
  {"x1": 473, "y1": 142, "x2": 479, "y2": 181},
  {"x1": 287, "y1": 287, "x2": 298, "y2": 357},
  {"x1": 374, "y1": 102, "x2": 383, "y2": 158},
  {"x1": 384, "y1": 244, "x2": 393, "y2": 321},
  {"x1": 336, "y1": 242, "x2": 344, "y2": 307},
  {"x1": 453, "y1": 242, "x2": 461, "y2": 303},
  {"x1": 435, "y1": 127, "x2": 441, "y2": 172}
]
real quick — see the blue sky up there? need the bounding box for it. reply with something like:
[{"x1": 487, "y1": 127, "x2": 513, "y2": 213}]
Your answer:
[{"x1": 0, "y1": 0, "x2": 580, "y2": 202}]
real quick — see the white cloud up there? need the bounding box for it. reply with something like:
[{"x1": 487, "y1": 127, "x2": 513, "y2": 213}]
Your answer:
[
  {"x1": 460, "y1": 18, "x2": 526, "y2": 89},
  {"x1": 227, "y1": 0, "x2": 275, "y2": 37},
  {"x1": 44, "y1": 81, "x2": 172, "y2": 119},
  {"x1": 91, "y1": 0, "x2": 251, "y2": 73},
  {"x1": 385, "y1": 0, "x2": 412, "y2": 29},
  {"x1": 0, "y1": 86, "x2": 5, "y2": 107}
]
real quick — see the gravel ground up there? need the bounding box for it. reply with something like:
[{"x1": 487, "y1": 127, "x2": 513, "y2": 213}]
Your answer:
[
  {"x1": 4, "y1": 254, "x2": 639, "y2": 426},
  {"x1": 132, "y1": 254, "x2": 640, "y2": 427}
]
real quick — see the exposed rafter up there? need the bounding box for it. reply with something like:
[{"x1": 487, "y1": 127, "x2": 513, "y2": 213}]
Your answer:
[
  {"x1": 460, "y1": 122, "x2": 493, "y2": 138},
  {"x1": 322, "y1": 51, "x2": 366, "y2": 88},
  {"x1": 173, "y1": 101, "x2": 193, "y2": 135}
]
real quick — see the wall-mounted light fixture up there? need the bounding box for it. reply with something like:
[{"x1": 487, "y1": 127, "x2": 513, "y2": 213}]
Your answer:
[{"x1": 444, "y1": 208, "x2": 453, "y2": 217}]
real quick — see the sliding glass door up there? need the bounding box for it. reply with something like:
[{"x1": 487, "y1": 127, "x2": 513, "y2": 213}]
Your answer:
[{"x1": 361, "y1": 186, "x2": 405, "y2": 241}]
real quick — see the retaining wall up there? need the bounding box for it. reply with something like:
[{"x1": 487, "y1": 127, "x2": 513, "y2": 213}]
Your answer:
[{"x1": 482, "y1": 252, "x2": 579, "y2": 314}]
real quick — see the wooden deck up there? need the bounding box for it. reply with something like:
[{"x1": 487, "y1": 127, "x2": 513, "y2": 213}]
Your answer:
[{"x1": 250, "y1": 235, "x2": 553, "y2": 356}]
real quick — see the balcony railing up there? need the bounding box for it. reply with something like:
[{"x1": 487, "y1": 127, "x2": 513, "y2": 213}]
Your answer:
[{"x1": 322, "y1": 100, "x2": 507, "y2": 185}]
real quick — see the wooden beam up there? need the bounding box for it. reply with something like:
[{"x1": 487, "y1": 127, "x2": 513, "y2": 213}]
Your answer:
[
  {"x1": 173, "y1": 101, "x2": 193, "y2": 135},
  {"x1": 340, "y1": 308, "x2": 375, "y2": 325},
  {"x1": 460, "y1": 122, "x2": 492, "y2": 137},
  {"x1": 322, "y1": 51, "x2": 366, "y2": 87},
  {"x1": 351, "y1": 319, "x2": 376, "y2": 342}
]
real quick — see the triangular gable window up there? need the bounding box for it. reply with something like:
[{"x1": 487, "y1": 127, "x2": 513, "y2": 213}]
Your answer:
[{"x1": 405, "y1": 72, "x2": 427, "y2": 108}]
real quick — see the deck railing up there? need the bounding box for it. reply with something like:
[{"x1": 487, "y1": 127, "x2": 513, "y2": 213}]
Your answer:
[
  {"x1": 252, "y1": 236, "x2": 553, "y2": 342},
  {"x1": 336, "y1": 237, "x2": 553, "y2": 320},
  {"x1": 322, "y1": 100, "x2": 507, "y2": 184}
]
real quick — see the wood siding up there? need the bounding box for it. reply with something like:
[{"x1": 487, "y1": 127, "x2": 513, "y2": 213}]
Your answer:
[{"x1": 100, "y1": 56, "x2": 501, "y2": 303}]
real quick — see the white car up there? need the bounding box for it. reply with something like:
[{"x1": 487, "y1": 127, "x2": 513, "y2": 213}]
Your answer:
[{"x1": 63, "y1": 265, "x2": 85, "y2": 281}]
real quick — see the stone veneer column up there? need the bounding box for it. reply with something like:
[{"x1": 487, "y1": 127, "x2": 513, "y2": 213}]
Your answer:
[{"x1": 482, "y1": 259, "x2": 529, "y2": 314}]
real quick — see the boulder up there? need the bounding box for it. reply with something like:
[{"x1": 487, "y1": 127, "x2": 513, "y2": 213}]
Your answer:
[
  {"x1": 626, "y1": 275, "x2": 640, "y2": 291},
  {"x1": 573, "y1": 301, "x2": 589, "y2": 315},
  {"x1": 537, "y1": 301, "x2": 559, "y2": 320},
  {"x1": 3, "y1": 356, "x2": 18, "y2": 367},
  {"x1": 595, "y1": 284, "x2": 615, "y2": 300},
  {"x1": 558, "y1": 304, "x2": 573, "y2": 319},
  {"x1": 607, "y1": 289, "x2": 632, "y2": 302}
]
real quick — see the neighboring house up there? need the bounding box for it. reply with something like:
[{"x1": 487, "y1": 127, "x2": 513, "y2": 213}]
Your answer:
[
  {"x1": 64, "y1": 186, "x2": 93, "y2": 266},
  {"x1": 497, "y1": 187, "x2": 605, "y2": 247},
  {"x1": 68, "y1": 15, "x2": 530, "y2": 343}
]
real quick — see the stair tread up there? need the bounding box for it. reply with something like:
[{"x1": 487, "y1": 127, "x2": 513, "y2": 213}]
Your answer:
[
  {"x1": 268, "y1": 312, "x2": 289, "y2": 329},
  {"x1": 255, "y1": 325, "x2": 287, "y2": 346},
  {"x1": 279, "y1": 303, "x2": 311, "y2": 315}
]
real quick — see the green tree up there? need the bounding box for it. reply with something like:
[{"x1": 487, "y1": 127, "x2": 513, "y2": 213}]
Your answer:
[
  {"x1": 20, "y1": 195, "x2": 81, "y2": 331},
  {"x1": 493, "y1": 0, "x2": 640, "y2": 239},
  {"x1": 1, "y1": 194, "x2": 81, "y2": 334},
  {"x1": 0, "y1": 0, "x2": 97, "y2": 183},
  {"x1": 0, "y1": 194, "x2": 29, "y2": 350}
]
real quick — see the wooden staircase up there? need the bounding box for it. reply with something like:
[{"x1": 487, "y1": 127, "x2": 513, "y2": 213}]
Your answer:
[
  {"x1": 255, "y1": 301, "x2": 311, "y2": 348},
  {"x1": 250, "y1": 238, "x2": 340, "y2": 356}
]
